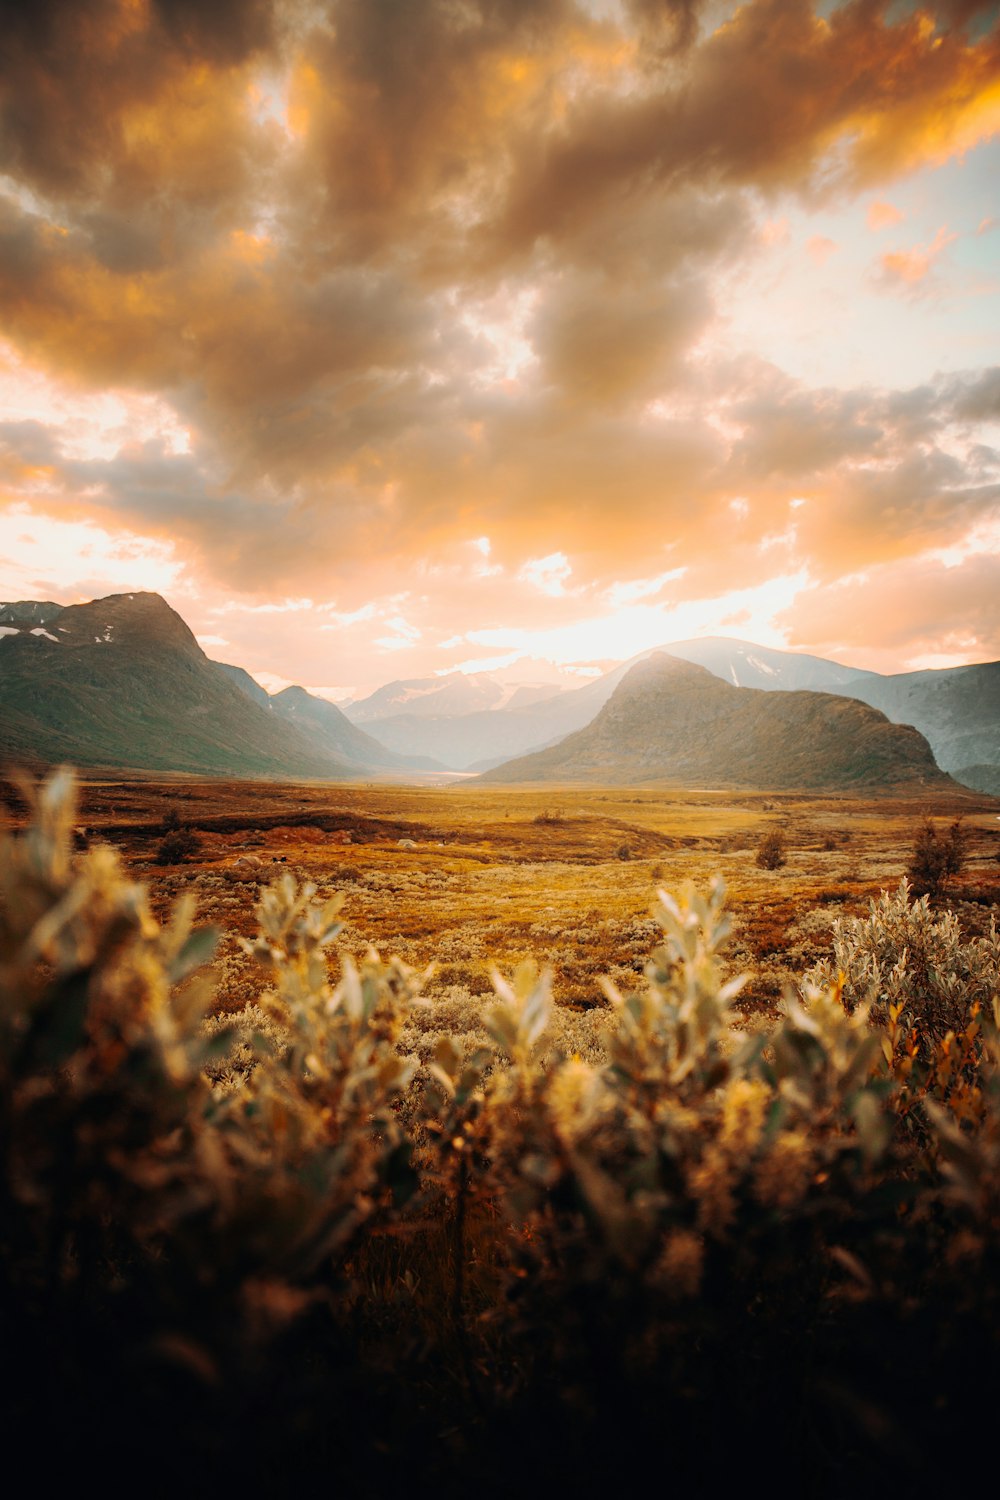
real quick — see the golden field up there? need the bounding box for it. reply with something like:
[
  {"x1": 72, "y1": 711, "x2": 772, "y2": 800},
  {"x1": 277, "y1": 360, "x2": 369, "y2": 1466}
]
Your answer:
[{"x1": 52, "y1": 774, "x2": 1000, "y2": 1029}]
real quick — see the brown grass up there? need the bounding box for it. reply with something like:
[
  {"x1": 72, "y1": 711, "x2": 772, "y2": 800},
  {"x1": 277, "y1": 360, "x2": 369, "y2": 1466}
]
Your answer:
[{"x1": 8, "y1": 774, "x2": 996, "y2": 1028}]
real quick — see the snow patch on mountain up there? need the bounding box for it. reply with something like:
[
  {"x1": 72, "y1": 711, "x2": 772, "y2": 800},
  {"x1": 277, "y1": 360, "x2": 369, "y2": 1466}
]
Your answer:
[
  {"x1": 0, "y1": 625, "x2": 61, "y2": 642},
  {"x1": 746, "y1": 655, "x2": 776, "y2": 677}
]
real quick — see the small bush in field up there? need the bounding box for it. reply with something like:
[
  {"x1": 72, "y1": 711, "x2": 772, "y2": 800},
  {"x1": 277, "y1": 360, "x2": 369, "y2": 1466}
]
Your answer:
[
  {"x1": 155, "y1": 826, "x2": 203, "y2": 863},
  {"x1": 908, "y1": 816, "x2": 968, "y2": 896},
  {"x1": 755, "y1": 829, "x2": 786, "y2": 869}
]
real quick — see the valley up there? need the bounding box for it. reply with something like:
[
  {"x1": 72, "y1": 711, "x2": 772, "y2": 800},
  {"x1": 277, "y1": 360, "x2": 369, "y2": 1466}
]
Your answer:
[
  {"x1": 33, "y1": 774, "x2": 1000, "y2": 1057},
  {"x1": 4, "y1": 593, "x2": 999, "y2": 791}
]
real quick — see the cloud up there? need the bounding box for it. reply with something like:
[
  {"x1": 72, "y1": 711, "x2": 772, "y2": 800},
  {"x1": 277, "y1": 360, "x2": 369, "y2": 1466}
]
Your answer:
[
  {"x1": 518, "y1": 551, "x2": 573, "y2": 596},
  {"x1": 494, "y1": 0, "x2": 1000, "y2": 258},
  {"x1": 0, "y1": 1, "x2": 998, "y2": 688},
  {"x1": 868, "y1": 199, "x2": 904, "y2": 231},
  {"x1": 806, "y1": 235, "x2": 837, "y2": 265},
  {"x1": 0, "y1": 0, "x2": 278, "y2": 189},
  {"x1": 876, "y1": 224, "x2": 958, "y2": 293},
  {"x1": 723, "y1": 371, "x2": 885, "y2": 482},
  {"x1": 779, "y1": 550, "x2": 1000, "y2": 667},
  {"x1": 946, "y1": 366, "x2": 1000, "y2": 422},
  {"x1": 529, "y1": 269, "x2": 713, "y2": 403},
  {"x1": 623, "y1": 0, "x2": 705, "y2": 58}
]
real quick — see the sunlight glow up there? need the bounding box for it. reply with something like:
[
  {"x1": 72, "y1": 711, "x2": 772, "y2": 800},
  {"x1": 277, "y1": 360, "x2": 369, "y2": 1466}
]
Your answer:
[{"x1": 0, "y1": 507, "x2": 184, "y2": 600}]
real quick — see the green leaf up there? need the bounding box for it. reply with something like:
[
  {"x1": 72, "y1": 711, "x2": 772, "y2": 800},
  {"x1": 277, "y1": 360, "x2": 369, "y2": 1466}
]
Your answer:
[{"x1": 168, "y1": 925, "x2": 219, "y2": 985}]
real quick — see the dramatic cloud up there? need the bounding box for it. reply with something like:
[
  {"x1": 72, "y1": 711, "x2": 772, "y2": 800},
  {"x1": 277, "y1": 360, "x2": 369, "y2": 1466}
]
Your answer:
[{"x1": 0, "y1": 0, "x2": 998, "y2": 691}]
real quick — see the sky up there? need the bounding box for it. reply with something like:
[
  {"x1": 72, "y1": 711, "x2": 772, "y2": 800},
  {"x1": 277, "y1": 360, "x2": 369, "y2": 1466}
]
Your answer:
[{"x1": 0, "y1": 0, "x2": 998, "y2": 702}]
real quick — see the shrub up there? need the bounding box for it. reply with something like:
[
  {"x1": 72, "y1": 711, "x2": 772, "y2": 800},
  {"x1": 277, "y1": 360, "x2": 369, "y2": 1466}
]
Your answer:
[
  {"x1": 755, "y1": 828, "x2": 786, "y2": 869},
  {"x1": 908, "y1": 816, "x2": 968, "y2": 896},
  {"x1": 804, "y1": 876, "x2": 1000, "y2": 1040},
  {"x1": 1, "y1": 766, "x2": 423, "y2": 1341},
  {"x1": 155, "y1": 825, "x2": 203, "y2": 863}
]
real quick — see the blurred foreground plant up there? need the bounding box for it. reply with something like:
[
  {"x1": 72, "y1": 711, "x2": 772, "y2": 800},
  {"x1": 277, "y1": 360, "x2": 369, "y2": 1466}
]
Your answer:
[
  {"x1": 0, "y1": 769, "x2": 424, "y2": 1329},
  {"x1": 0, "y1": 767, "x2": 224, "y2": 1290}
]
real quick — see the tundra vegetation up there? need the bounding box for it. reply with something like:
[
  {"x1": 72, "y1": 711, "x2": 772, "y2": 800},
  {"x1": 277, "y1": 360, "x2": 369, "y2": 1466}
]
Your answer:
[{"x1": 1, "y1": 770, "x2": 999, "y2": 1493}]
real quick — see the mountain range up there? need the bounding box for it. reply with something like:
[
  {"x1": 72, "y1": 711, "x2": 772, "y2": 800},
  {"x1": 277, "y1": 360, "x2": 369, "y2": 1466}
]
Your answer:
[
  {"x1": 480, "y1": 654, "x2": 956, "y2": 791},
  {"x1": 342, "y1": 637, "x2": 1000, "y2": 788},
  {"x1": 0, "y1": 591, "x2": 995, "y2": 793},
  {"x1": 0, "y1": 593, "x2": 430, "y2": 780},
  {"x1": 343, "y1": 670, "x2": 564, "y2": 721}
]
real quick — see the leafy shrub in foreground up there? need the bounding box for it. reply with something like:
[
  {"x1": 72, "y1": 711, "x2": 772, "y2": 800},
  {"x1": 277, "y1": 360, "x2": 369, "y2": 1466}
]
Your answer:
[
  {"x1": 805, "y1": 876, "x2": 1000, "y2": 1041},
  {"x1": 0, "y1": 768, "x2": 424, "y2": 1336}
]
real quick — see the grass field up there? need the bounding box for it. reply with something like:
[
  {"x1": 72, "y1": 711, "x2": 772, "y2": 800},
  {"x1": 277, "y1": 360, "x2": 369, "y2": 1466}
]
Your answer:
[{"x1": 36, "y1": 774, "x2": 1000, "y2": 1037}]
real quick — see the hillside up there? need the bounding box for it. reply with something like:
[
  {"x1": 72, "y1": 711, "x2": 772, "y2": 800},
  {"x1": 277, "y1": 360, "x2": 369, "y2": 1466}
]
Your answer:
[
  {"x1": 0, "y1": 592, "x2": 409, "y2": 779},
  {"x1": 353, "y1": 637, "x2": 998, "y2": 781},
  {"x1": 480, "y1": 654, "x2": 958, "y2": 791},
  {"x1": 269, "y1": 685, "x2": 444, "y2": 772},
  {"x1": 830, "y1": 662, "x2": 1000, "y2": 776},
  {"x1": 348, "y1": 636, "x2": 889, "y2": 771}
]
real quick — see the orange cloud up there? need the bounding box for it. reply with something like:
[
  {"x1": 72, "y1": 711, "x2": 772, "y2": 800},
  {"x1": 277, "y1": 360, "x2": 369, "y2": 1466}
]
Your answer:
[
  {"x1": 806, "y1": 235, "x2": 837, "y2": 265},
  {"x1": 867, "y1": 199, "x2": 904, "y2": 231},
  {"x1": 877, "y1": 224, "x2": 958, "y2": 290},
  {"x1": 779, "y1": 551, "x2": 1000, "y2": 669}
]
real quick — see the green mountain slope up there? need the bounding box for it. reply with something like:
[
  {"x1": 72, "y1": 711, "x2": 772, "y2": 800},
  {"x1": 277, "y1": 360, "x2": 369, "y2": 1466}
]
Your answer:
[
  {"x1": 480, "y1": 654, "x2": 958, "y2": 791},
  {"x1": 0, "y1": 592, "x2": 366, "y2": 778}
]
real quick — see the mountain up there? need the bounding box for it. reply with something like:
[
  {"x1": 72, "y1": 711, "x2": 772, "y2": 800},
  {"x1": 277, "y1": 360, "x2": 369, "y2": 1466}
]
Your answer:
[
  {"x1": 214, "y1": 665, "x2": 440, "y2": 773},
  {"x1": 479, "y1": 654, "x2": 958, "y2": 791},
  {"x1": 350, "y1": 637, "x2": 998, "y2": 781},
  {"x1": 215, "y1": 660, "x2": 272, "y2": 708},
  {"x1": 268, "y1": 685, "x2": 443, "y2": 772},
  {"x1": 953, "y1": 764, "x2": 1000, "y2": 797},
  {"x1": 343, "y1": 670, "x2": 563, "y2": 722},
  {"x1": 0, "y1": 600, "x2": 64, "y2": 633},
  {"x1": 5, "y1": 593, "x2": 990, "y2": 788},
  {"x1": 348, "y1": 637, "x2": 884, "y2": 770},
  {"x1": 0, "y1": 592, "x2": 421, "y2": 779},
  {"x1": 340, "y1": 668, "x2": 626, "y2": 770},
  {"x1": 657, "y1": 636, "x2": 880, "y2": 692},
  {"x1": 826, "y1": 662, "x2": 1000, "y2": 780}
]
